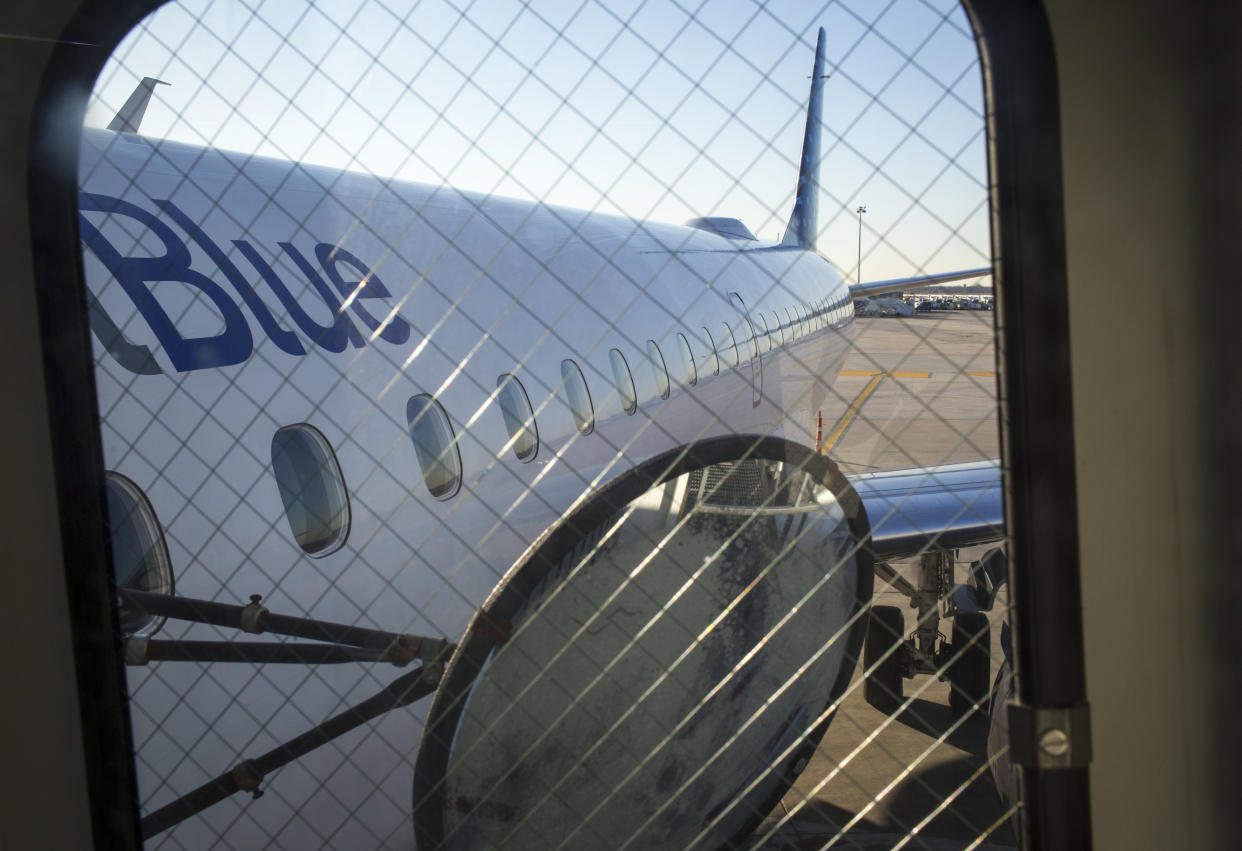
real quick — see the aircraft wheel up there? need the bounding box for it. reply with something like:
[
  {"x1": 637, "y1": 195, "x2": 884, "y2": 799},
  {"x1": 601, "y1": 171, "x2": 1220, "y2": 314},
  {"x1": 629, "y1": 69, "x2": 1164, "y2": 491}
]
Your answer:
[
  {"x1": 864, "y1": 605, "x2": 905, "y2": 714},
  {"x1": 948, "y1": 612, "x2": 990, "y2": 718}
]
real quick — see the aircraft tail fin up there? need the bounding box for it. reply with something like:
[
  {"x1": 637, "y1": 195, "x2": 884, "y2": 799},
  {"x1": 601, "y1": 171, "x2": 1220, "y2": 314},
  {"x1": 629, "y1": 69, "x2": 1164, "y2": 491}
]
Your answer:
[
  {"x1": 107, "y1": 77, "x2": 169, "y2": 134},
  {"x1": 782, "y1": 28, "x2": 828, "y2": 251}
]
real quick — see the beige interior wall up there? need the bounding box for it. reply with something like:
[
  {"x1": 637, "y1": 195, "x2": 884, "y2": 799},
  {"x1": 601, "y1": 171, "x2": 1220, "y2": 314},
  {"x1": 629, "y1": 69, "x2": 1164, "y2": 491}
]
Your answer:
[
  {"x1": 1043, "y1": 1, "x2": 1227, "y2": 848},
  {"x1": 0, "y1": 3, "x2": 95, "y2": 848}
]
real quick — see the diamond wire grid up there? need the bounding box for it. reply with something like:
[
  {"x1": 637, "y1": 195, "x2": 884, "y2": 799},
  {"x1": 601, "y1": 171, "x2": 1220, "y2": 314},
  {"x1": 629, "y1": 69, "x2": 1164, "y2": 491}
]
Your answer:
[{"x1": 79, "y1": 0, "x2": 1010, "y2": 848}]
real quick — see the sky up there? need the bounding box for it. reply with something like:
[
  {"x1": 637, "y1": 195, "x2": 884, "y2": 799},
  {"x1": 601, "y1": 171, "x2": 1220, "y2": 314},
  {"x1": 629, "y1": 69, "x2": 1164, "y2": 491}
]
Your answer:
[{"x1": 86, "y1": 0, "x2": 989, "y2": 284}]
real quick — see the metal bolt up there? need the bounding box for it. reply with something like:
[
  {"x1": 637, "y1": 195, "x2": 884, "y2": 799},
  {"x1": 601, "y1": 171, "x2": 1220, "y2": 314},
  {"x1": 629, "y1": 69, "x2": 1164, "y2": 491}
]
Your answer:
[{"x1": 1039, "y1": 727, "x2": 1070, "y2": 757}]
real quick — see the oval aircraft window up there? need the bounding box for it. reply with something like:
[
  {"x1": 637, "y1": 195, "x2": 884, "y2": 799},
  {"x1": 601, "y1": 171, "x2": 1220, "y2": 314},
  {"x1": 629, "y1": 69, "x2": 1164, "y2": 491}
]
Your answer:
[
  {"x1": 106, "y1": 472, "x2": 174, "y2": 635},
  {"x1": 771, "y1": 311, "x2": 785, "y2": 346},
  {"x1": 700, "y1": 326, "x2": 720, "y2": 376},
  {"x1": 271, "y1": 423, "x2": 352, "y2": 554},
  {"x1": 785, "y1": 307, "x2": 798, "y2": 339},
  {"x1": 561, "y1": 359, "x2": 595, "y2": 434},
  {"x1": 609, "y1": 348, "x2": 638, "y2": 415},
  {"x1": 496, "y1": 374, "x2": 538, "y2": 462},
  {"x1": 406, "y1": 395, "x2": 463, "y2": 500},
  {"x1": 676, "y1": 332, "x2": 697, "y2": 385},
  {"x1": 758, "y1": 312, "x2": 773, "y2": 352},
  {"x1": 720, "y1": 322, "x2": 739, "y2": 367},
  {"x1": 647, "y1": 340, "x2": 671, "y2": 399},
  {"x1": 729, "y1": 293, "x2": 759, "y2": 362}
]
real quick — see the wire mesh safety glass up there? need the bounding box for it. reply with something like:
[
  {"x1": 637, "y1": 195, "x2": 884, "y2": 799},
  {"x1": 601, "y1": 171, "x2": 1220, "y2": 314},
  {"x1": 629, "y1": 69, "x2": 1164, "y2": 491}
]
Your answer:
[{"x1": 79, "y1": 0, "x2": 1013, "y2": 847}]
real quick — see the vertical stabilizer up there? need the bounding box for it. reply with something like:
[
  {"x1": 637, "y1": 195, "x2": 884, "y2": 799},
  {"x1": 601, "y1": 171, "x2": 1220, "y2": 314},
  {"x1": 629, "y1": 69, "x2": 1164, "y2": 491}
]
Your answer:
[
  {"x1": 782, "y1": 28, "x2": 828, "y2": 251},
  {"x1": 107, "y1": 77, "x2": 169, "y2": 134}
]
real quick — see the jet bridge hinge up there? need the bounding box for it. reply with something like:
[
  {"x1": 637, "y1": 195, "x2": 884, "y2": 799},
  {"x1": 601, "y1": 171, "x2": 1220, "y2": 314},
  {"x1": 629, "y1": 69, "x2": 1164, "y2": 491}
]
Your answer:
[{"x1": 1007, "y1": 702, "x2": 1092, "y2": 769}]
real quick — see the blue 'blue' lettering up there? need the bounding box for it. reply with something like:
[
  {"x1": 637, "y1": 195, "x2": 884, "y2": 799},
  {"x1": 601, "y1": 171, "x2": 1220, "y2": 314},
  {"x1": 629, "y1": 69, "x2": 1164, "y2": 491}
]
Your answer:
[
  {"x1": 79, "y1": 193, "x2": 253, "y2": 372},
  {"x1": 157, "y1": 200, "x2": 305, "y2": 357},
  {"x1": 315, "y1": 245, "x2": 411, "y2": 345}
]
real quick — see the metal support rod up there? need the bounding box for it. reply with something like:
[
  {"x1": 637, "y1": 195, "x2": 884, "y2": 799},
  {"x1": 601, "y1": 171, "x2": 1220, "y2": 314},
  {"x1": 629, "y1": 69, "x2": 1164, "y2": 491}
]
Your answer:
[
  {"x1": 139, "y1": 665, "x2": 440, "y2": 838},
  {"x1": 125, "y1": 637, "x2": 394, "y2": 666},
  {"x1": 120, "y1": 589, "x2": 450, "y2": 664},
  {"x1": 874, "y1": 560, "x2": 919, "y2": 600}
]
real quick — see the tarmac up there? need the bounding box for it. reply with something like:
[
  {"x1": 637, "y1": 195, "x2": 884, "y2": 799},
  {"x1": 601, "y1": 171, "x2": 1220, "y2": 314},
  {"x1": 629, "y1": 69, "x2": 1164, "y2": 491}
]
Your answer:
[{"x1": 757, "y1": 310, "x2": 1016, "y2": 850}]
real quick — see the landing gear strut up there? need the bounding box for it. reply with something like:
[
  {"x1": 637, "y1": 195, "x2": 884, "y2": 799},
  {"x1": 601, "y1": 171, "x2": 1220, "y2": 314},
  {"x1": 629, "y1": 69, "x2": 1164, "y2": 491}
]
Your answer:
[{"x1": 862, "y1": 548, "x2": 1002, "y2": 718}]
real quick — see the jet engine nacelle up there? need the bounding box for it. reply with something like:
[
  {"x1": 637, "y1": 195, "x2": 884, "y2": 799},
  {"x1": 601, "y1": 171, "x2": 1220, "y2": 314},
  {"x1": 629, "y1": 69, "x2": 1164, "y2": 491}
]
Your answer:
[{"x1": 414, "y1": 437, "x2": 874, "y2": 849}]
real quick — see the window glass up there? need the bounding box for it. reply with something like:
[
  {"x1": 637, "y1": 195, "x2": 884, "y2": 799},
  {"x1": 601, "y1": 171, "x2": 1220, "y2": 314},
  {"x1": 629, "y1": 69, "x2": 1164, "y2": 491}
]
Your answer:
[
  {"x1": 720, "y1": 322, "x2": 739, "y2": 367},
  {"x1": 771, "y1": 311, "x2": 785, "y2": 345},
  {"x1": 271, "y1": 424, "x2": 351, "y2": 555},
  {"x1": 676, "y1": 332, "x2": 697, "y2": 385},
  {"x1": 106, "y1": 472, "x2": 174, "y2": 635},
  {"x1": 700, "y1": 326, "x2": 720, "y2": 376},
  {"x1": 729, "y1": 293, "x2": 759, "y2": 362},
  {"x1": 609, "y1": 348, "x2": 637, "y2": 414},
  {"x1": 496, "y1": 374, "x2": 539, "y2": 462},
  {"x1": 406, "y1": 395, "x2": 463, "y2": 500},
  {"x1": 646, "y1": 340, "x2": 670, "y2": 399},
  {"x1": 561, "y1": 359, "x2": 595, "y2": 434},
  {"x1": 785, "y1": 307, "x2": 798, "y2": 339},
  {"x1": 758, "y1": 312, "x2": 773, "y2": 352}
]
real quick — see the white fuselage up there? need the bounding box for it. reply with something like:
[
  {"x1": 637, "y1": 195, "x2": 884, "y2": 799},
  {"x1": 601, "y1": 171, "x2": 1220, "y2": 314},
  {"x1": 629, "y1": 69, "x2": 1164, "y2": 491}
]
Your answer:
[{"x1": 78, "y1": 125, "x2": 856, "y2": 847}]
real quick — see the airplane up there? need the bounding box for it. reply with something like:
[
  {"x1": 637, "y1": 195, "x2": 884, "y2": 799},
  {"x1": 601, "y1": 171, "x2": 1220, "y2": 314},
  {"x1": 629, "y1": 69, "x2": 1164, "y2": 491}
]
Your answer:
[{"x1": 75, "y1": 20, "x2": 1002, "y2": 851}]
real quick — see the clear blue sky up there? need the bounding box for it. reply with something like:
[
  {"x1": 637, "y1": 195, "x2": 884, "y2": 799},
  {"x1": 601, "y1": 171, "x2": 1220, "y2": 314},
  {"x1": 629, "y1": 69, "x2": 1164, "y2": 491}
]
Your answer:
[{"x1": 88, "y1": 0, "x2": 988, "y2": 283}]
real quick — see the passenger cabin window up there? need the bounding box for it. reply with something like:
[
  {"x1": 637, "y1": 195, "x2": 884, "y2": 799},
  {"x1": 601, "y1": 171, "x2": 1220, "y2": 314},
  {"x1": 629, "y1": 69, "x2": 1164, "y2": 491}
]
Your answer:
[
  {"x1": 729, "y1": 293, "x2": 759, "y2": 361},
  {"x1": 560, "y1": 359, "x2": 595, "y2": 434},
  {"x1": 406, "y1": 395, "x2": 463, "y2": 500},
  {"x1": 700, "y1": 326, "x2": 720, "y2": 376},
  {"x1": 771, "y1": 311, "x2": 785, "y2": 346},
  {"x1": 647, "y1": 341, "x2": 670, "y2": 399},
  {"x1": 106, "y1": 472, "x2": 174, "y2": 635},
  {"x1": 785, "y1": 307, "x2": 798, "y2": 339},
  {"x1": 496, "y1": 374, "x2": 539, "y2": 462},
  {"x1": 610, "y1": 348, "x2": 637, "y2": 415},
  {"x1": 758, "y1": 312, "x2": 773, "y2": 352},
  {"x1": 676, "y1": 333, "x2": 697, "y2": 386},
  {"x1": 271, "y1": 424, "x2": 351, "y2": 556},
  {"x1": 719, "y1": 322, "x2": 739, "y2": 367}
]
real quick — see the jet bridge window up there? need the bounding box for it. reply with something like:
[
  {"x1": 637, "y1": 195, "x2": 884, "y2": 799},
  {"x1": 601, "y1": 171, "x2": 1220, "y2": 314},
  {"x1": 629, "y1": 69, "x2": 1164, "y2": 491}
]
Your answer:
[
  {"x1": 647, "y1": 340, "x2": 670, "y2": 400},
  {"x1": 271, "y1": 424, "x2": 352, "y2": 555},
  {"x1": 609, "y1": 348, "x2": 638, "y2": 415},
  {"x1": 676, "y1": 332, "x2": 697, "y2": 386},
  {"x1": 106, "y1": 471, "x2": 174, "y2": 635},
  {"x1": 496, "y1": 374, "x2": 538, "y2": 462},
  {"x1": 561, "y1": 359, "x2": 595, "y2": 434},
  {"x1": 406, "y1": 396, "x2": 463, "y2": 500}
]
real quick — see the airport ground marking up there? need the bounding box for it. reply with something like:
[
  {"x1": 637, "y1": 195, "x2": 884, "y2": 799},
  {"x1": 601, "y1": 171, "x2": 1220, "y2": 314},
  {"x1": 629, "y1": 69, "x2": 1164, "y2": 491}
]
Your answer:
[
  {"x1": 839, "y1": 369, "x2": 932, "y2": 378},
  {"x1": 822, "y1": 369, "x2": 932, "y2": 453}
]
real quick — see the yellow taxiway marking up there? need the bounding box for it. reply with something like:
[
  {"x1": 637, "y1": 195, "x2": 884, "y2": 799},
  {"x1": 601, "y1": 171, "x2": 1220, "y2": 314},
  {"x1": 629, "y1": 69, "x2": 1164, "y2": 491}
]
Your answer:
[
  {"x1": 839, "y1": 369, "x2": 932, "y2": 378},
  {"x1": 822, "y1": 369, "x2": 933, "y2": 453},
  {"x1": 966, "y1": 370, "x2": 997, "y2": 377}
]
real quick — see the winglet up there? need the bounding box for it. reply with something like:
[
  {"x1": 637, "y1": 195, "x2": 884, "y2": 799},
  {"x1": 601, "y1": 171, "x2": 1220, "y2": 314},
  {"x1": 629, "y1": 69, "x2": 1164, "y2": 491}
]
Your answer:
[
  {"x1": 107, "y1": 77, "x2": 169, "y2": 135},
  {"x1": 781, "y1": 28, "x2": 828, "y2": 251}
]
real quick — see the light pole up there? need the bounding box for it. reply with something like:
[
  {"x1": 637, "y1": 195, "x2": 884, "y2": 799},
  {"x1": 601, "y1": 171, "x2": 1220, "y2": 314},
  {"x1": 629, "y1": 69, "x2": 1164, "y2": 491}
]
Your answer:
[{"x1": 855, "y1": 205, "x2": 867, "y2": 284}]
